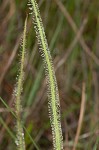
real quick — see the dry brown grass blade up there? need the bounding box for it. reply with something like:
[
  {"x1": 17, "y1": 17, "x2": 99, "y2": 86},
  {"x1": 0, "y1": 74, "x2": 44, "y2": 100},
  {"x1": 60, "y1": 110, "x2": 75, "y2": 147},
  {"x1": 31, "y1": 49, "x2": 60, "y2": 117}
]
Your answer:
[
  {"x1": 73, "y1": 82, "x2": 86, "y2": 150},
  {"x1": 0, "y1": 35, "x2": 22, "y2": 86},
  {"x1": 54, "y1": 0, "x2": 99, "y2": 66},
  {"x1": 79, "y1": 130, "x2": 99, "y2": 140},
  {"x1": 0, "y1": 0, "x2": 9, "y2": 12},
  {"x1": 2, "y1": 0, "x2": 15, "y2": 26},
  {"x1": 0, "y1": 17, "x2": 32, "y2": 86},
  {"x1": 55, "y1": 17, "x2": 87, "y2": 70},
  {"x1": 92, "y1": 71, "x2": 99, "y2": 126}
]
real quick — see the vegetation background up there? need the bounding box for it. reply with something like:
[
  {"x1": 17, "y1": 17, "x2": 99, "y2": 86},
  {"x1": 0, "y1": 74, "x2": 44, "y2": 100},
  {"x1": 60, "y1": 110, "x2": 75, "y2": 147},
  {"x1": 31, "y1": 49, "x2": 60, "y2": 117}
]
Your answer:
[{"x1": 0, "y1": 0, "x2": 99, "y2": 149}]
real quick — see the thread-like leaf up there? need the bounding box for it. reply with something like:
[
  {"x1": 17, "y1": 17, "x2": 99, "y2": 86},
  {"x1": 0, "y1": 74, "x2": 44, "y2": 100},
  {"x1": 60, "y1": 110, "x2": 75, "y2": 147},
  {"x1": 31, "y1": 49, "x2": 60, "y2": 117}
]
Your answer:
[
  {"x1": 28, "y1": 0, "x2": 63, "y2": 149},
  {"x1": 14, "y1": 17, "x2": 27, "y2": 150}
]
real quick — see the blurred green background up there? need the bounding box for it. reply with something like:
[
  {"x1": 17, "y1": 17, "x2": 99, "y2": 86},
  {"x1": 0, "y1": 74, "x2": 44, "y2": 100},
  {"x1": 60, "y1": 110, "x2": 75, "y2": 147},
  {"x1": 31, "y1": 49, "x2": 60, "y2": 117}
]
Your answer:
[{"x1": 0, "y1": 0, "x2": 99, "y2": 149}]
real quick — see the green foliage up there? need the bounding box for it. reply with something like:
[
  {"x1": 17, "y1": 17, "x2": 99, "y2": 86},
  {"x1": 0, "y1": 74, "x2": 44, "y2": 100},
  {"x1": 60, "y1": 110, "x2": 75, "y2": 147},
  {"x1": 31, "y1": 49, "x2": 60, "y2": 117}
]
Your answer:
[
  {"x1": 1, "y1": 0, "x2": 99, "y2": 149},
  {"x1": 0, "y1": 96, "x2": 40, "y2": 150}
]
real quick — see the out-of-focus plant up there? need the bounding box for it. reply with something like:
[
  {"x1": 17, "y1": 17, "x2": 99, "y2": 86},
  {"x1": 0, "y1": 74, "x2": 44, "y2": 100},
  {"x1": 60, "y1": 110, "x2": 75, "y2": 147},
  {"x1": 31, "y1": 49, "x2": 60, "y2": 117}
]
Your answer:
[{"x1": 14, "y1": 17, "x2": 27, "y2": 150}]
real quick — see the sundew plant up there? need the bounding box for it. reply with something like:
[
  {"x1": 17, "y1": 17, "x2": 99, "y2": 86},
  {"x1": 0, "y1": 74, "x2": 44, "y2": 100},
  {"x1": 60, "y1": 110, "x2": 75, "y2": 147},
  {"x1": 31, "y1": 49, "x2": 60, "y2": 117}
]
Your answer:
[
  {"x1": 14, "y1": 17, "x2": 27, "y2": 150},
  {"x1": 1, "y1": 0, "x2": 99, "y2": 150},
  {"x1": 28, "y1": 0, "x2": 63, "y2": 149}
]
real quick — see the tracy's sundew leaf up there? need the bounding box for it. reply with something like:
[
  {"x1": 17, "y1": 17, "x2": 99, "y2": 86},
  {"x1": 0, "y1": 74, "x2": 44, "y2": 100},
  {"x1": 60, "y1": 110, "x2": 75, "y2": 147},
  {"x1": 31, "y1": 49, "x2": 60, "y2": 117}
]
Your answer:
[
  {"x1": 28, "y1": 0, "x2": 63, "y2": 149},
  {"x1": 14, "y1": 17, "x2": 27, "y2": 150}
]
